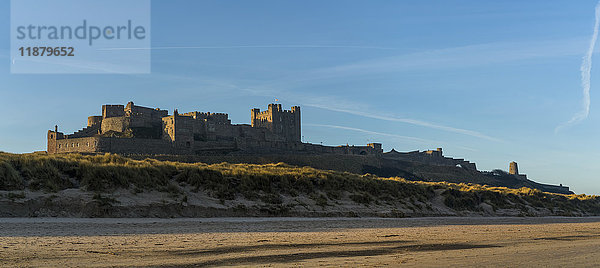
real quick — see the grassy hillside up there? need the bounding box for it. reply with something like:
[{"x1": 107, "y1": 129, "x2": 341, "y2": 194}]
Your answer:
[
  {"x1": 127, "y1": 154, "x2": 571, "y2": 194},
  {"x1": 0, "y1": 152, "x2": 598, "y2": 217}
]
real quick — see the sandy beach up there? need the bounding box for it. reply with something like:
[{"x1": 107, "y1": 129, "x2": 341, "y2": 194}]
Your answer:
[{"x1": 1, "y1": 217, "x2": 600, "y2": 267}]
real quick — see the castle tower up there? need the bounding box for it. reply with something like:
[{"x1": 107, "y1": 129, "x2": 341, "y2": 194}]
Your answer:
[
  {"x1": 250, "y1": 104, "x2": 301, "y2": 142},
  {"x1": 509, "y1": 161, "x2": 519, "y2": 175},
  {"x1": 47, "y1": 125, "x2": 61, "y2": 154},
  {"x1": 251, "y1": 108, "x2": 260, "y2": 127},
  {"x1": 290, "y1": 106, "x2": 301, "y2": 142}
]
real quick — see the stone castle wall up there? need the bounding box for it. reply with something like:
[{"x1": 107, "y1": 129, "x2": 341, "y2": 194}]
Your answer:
[
  {"x1": 383, "y1": 149, "x2": 477, "y2": 170},
  {"x1": 101, "y1": 117, "x2": 129, "y2": 133},
  {"x1": 97, "y1": 137, "x2": 175, "y2": 155},
  {"x1": 48, "y1": 135, "x2": 101, "y2": 154}
]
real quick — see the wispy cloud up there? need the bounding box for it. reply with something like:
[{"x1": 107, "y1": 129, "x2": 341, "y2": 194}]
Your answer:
[
  {"x1": 9, "y1": 54, "x2": 145, "y2": 74},
  {"x1": 11, "y1": 58, "x2": 96, "y2": 73},
  {"x1": 556, "y1": 1, "x2": 600, "y2": 132}
]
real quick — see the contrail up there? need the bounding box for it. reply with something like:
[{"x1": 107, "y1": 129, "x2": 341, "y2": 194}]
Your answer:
[
  {"x1": 98, "y1": 45, "x2": 398, "y2": 51},
  {"x1": 305, "y1": 123, "x2": 435, "y2": 144},
  {"x1": 305, "y1": 123, "x2": 478, "y2": 151},
  {"x1": 557, "y1": 1, "x2": 600, "y2": 132},
  {"x1": 302, "y1": 102, "x2": 502, "y2": 142},
  {"x1": 236, "y1": 86, "x2": 502, "y2": 142}
]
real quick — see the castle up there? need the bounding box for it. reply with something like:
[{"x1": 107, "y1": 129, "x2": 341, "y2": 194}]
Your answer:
[
  {"x1": 45, "y1": 102, "x2": 573, "y2": 194},
  {"x1": 47, "y1": 102, "x2": 383, "y2": 155}
]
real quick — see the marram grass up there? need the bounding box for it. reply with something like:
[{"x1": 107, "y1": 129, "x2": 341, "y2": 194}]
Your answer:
[{"x1": 0, "y1": 152, "x2": 599, "y2": 214}]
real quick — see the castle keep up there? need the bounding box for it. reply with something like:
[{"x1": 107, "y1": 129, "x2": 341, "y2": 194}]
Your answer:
[{"x1": 47, "y1": 102, "x2": 382, "y2": 156}]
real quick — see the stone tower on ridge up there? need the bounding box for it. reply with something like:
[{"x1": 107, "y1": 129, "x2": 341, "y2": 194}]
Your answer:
[{"x1": 509, "y1": 161, "x2": 519, "y2": 175}]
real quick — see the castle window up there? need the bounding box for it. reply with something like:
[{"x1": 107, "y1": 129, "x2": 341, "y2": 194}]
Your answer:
[
  {"x1": 58, "y1": 144, "x2": 62, "y2": 148},
  {"x1": 72, "y1": 143, "x2": 75, "y2": 147},
  {"x1": 86, "y1": 142, "x2": 90, "y2": 147}
]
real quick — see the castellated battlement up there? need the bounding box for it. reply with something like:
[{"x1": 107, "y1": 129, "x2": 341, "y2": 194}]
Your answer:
[
  {"x1": 125, "y1": 101, "x2": 168, "y2": 119},
  {"x1": 47, "y1": 102, "x2": 378, "y2": 156},
  {"x1": 102, "y1": 104, "x2": 125, "y2": 118},
  {"x1": 181, "y1": 111, "x2": 231, "y2": 125}
]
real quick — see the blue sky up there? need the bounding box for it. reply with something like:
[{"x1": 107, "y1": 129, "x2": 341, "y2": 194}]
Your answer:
[{"x1": 1, "y1": 1, "x2": 600, "y2": 194}]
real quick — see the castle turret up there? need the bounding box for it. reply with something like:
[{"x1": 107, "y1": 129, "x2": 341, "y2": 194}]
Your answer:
[
  {"x1": 87, "y1": 116, "x2": 103, "y2": 127},
  {"x1": 47, "y1": 125, "x2": 63, "y2": 154},
  {"x1": 251, "y1": 108, "x2": 260, "y2": 127}
]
